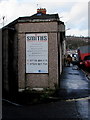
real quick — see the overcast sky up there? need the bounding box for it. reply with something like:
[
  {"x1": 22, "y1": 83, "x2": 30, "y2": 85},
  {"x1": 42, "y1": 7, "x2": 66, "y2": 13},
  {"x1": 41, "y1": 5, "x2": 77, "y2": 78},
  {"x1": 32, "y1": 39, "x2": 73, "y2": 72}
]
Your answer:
[{"x1": 0, "y1": 0, "x2": 89, "y2": 37}]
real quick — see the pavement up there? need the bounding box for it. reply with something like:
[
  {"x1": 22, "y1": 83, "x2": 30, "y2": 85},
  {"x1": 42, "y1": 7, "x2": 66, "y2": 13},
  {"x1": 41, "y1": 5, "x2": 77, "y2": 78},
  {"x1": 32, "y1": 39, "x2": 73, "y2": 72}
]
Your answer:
[
  {"x1": 57, "y1": 65, "x2": 90, "y2": 100},
  {"x1": 2, "y1": 65, "x2": 90, "y2": 120}
]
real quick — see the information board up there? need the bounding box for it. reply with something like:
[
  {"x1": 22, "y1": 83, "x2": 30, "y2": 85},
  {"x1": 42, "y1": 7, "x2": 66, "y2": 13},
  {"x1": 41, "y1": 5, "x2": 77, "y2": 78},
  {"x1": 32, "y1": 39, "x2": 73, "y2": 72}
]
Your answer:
[{"x1": 26, "y1": 33, "x2": 48, "y2": 73}]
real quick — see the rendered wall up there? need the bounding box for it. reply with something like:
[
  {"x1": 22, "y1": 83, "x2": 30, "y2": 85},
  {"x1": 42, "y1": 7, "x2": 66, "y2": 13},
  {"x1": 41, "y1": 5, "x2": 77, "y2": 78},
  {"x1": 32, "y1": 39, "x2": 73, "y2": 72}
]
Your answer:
[{"x1": 18, "y1": 21, "x2": 61, "y2": 90}]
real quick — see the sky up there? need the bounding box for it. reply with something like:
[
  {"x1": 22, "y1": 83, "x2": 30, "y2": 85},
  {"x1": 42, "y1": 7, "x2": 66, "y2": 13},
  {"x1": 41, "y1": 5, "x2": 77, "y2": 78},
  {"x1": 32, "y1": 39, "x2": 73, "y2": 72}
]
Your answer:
[{"x1": 0, "y1": 0, "x2": 89, "y2": 37}]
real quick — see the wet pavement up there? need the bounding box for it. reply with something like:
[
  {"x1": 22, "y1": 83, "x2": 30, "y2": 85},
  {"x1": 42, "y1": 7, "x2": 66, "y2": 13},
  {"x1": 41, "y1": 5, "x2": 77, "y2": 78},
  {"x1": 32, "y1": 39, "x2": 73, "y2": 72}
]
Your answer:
[
  {"x1": 2, "y1": 65, "x2": 90, "y2": 120},
  {"x1": 58, "y1": 65, "x2": 90, "y2": 119},
  {"x1": 58, "y1": 65, "x2": 90, "y2": 100}
]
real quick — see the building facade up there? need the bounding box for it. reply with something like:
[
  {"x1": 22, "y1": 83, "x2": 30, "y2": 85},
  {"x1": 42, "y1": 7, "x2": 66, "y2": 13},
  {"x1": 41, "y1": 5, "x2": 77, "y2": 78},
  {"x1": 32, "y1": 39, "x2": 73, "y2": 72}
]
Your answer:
[{"x1": 2, "y1": 9, "x2": 65, "y2": 94}]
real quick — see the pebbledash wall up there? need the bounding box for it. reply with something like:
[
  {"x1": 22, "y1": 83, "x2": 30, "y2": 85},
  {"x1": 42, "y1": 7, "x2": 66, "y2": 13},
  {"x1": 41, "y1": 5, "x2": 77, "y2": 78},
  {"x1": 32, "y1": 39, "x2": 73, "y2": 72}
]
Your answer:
[{"x1": 2, "y1": 9, "x2": 65, "y2": 93}]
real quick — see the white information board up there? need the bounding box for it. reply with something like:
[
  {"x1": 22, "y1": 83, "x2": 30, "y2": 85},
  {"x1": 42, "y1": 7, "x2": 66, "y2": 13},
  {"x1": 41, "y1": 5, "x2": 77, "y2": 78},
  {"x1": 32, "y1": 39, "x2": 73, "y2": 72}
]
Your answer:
[{"x1": 26, "y1": 33, "x2": 48, "y2": 73}]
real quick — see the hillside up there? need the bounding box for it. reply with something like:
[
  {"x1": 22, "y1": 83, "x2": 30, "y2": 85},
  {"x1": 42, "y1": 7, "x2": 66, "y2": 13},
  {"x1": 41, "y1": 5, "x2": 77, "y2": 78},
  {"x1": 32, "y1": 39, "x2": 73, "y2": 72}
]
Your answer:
[{"x1": 66, "y1": 36, "x2": 90, "y2": 50}]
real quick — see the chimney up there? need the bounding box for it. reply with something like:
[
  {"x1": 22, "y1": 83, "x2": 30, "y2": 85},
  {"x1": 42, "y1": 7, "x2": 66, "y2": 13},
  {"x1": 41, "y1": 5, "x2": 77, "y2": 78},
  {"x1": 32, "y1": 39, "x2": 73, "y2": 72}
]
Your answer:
[{"x1": 37, "y1": 8, "x2": 46, "y2": 14}]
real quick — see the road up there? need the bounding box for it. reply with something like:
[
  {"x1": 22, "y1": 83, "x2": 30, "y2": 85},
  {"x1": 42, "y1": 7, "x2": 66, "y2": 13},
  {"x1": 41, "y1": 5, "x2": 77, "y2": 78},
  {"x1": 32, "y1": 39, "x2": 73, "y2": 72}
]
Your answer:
[{"x1": 2, "y1": 65, "x2": 90, "y2": 120}]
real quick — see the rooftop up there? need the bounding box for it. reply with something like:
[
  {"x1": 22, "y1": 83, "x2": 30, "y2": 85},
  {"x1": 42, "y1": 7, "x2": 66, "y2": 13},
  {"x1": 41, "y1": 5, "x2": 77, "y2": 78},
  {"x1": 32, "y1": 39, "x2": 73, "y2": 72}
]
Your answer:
[
  {"x1": 19, "y1": 12, "x2": 60, "y2": 21},
  {"x1": 3, "y1": 11, "x2": 64, "y2": 30}
]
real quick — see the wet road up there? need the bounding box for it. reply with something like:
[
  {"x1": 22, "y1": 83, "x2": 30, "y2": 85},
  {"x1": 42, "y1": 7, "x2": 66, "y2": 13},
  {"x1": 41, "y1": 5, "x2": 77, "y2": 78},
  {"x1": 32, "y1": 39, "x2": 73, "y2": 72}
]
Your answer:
[
  {"x1": 58, "y1": 65, "x2": 90, "y2": 119},
  {"x1": 2, "y1": 65, "x2": 90, "y2": 120},
  {"x1": 58, "y1": 65, "x2": 90, "y2": 99}
]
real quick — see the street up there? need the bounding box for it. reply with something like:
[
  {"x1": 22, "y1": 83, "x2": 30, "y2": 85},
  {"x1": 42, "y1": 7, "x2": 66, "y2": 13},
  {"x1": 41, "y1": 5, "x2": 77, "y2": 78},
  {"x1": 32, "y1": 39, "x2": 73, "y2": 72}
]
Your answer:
[{"x1": 2, "y1": 65, "x2": 90, "y2": 120}]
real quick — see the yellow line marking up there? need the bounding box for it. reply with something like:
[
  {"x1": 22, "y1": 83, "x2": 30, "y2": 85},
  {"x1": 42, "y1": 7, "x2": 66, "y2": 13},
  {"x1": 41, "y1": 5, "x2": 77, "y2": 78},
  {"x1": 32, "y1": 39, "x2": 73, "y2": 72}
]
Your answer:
[{"x1": 66, "y1": 96, "x2": 90, "y2": 102}]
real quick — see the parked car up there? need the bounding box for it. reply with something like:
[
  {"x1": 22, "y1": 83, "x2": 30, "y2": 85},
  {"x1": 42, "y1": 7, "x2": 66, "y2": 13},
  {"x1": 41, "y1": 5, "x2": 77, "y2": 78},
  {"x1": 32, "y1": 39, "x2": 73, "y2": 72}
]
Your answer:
[
  {"x1": 83, "y1": 55, "x2": 90, "y2": 68},
  {"x1": 77, "y1": 46, "x2": 90, "y2": 70},
  {"x1": 78, "y1": 55, "x2": 90, "y2": 71}
]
